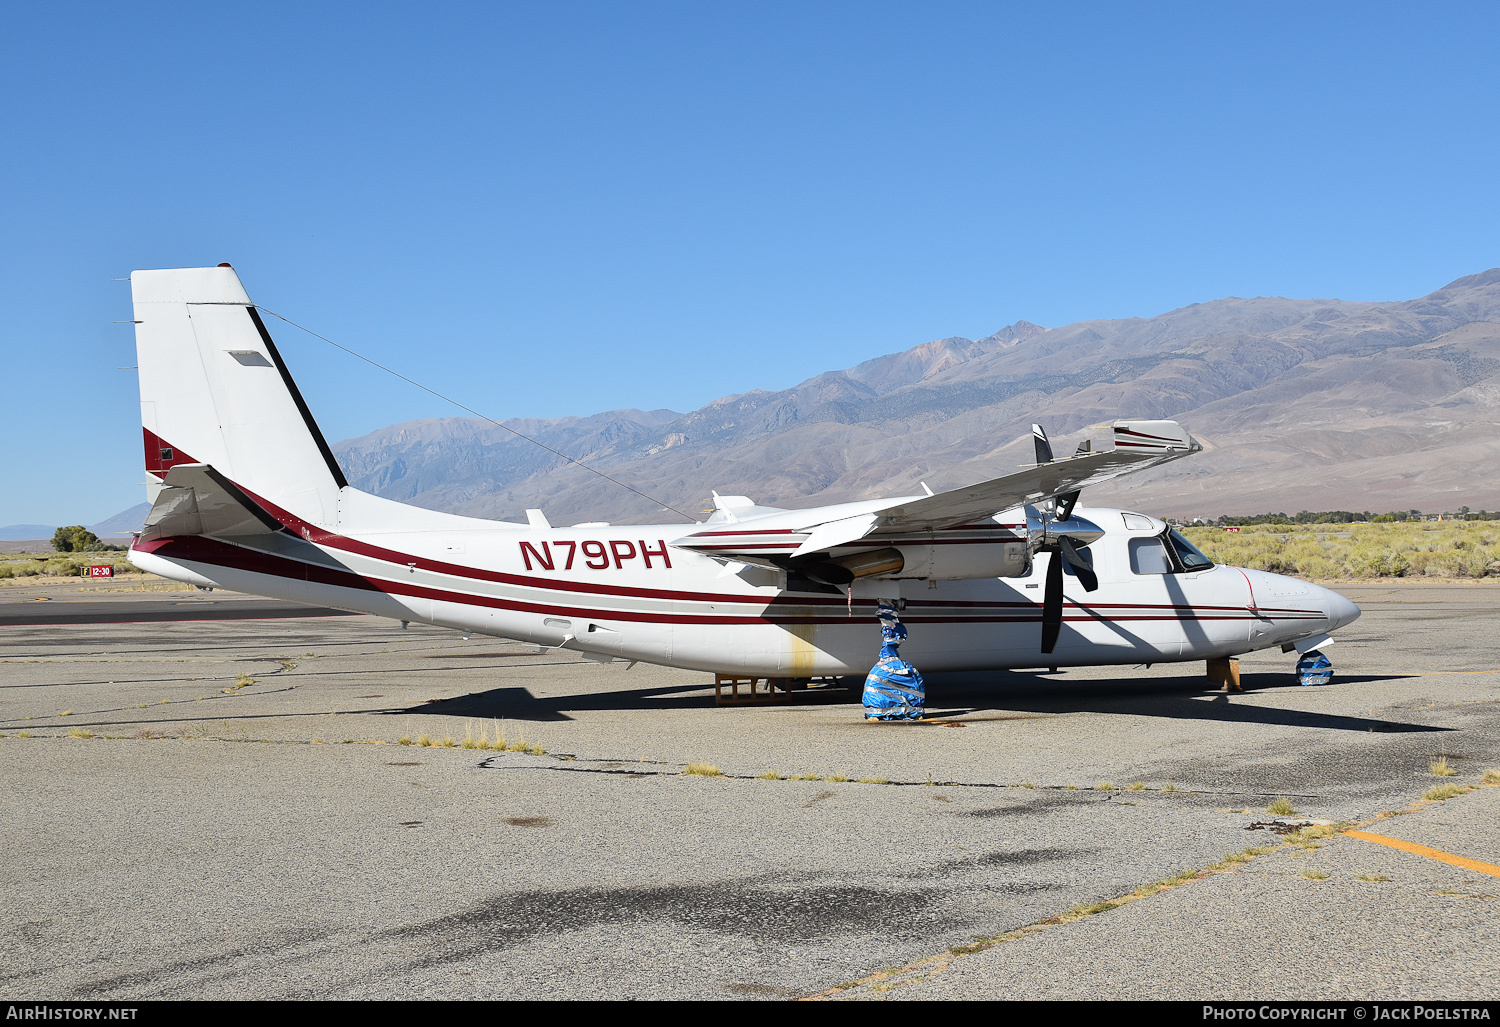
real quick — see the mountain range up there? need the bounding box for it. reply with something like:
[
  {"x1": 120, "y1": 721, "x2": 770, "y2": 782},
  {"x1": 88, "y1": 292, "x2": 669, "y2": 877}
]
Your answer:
[
  {"x1": 330, "y1": 269, "x2": 1500, "y2": 525},
  {"x1": 0, "y1": 504, "x2": 152, "y2": 543}
]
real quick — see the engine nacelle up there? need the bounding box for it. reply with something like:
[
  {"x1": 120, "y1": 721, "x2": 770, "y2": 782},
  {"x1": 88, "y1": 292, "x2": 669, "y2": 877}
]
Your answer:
[
  {"x1": 889, "y1": 540, "x2": 1030, "y2": 581},
  {"x1": 804, "y1": 541, "x2": 1030, "y2": 584}
]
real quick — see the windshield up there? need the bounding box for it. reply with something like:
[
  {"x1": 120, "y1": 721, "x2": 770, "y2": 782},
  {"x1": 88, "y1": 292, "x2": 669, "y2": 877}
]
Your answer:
[{"x1": 1166, "y1": 528, "x2": 1214, "y2": 570}]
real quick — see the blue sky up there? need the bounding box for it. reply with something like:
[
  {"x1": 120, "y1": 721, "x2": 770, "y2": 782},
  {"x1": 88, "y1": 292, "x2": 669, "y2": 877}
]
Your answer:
[{"x1": 4, "y1": 1, "x2": 1499, "y2": 526}]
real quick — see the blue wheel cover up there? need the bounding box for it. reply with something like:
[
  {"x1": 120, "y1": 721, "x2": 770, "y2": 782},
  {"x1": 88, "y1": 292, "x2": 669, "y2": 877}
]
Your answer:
[
  {"x1": 863, "y1": 600, "x2": 925, "y2": 720},
  {"x1": 1296, "y1": 650, "x2": 1333, "y2": 686}
]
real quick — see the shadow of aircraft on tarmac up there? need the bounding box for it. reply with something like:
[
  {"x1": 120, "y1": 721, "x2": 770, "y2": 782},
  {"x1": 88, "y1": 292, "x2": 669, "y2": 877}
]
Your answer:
[{"x1": 392, "y1": 668, "x2": 1447, "y2": 734}]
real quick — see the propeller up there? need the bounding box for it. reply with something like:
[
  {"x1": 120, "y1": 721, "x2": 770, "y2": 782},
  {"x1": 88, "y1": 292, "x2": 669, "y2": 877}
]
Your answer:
[
  {"x1": 1040, "y1": 535, "x2": 1098, "y2": 653},
  {"x1": 1030, "y1": 425, "x2": 1101, "y2": 654}
]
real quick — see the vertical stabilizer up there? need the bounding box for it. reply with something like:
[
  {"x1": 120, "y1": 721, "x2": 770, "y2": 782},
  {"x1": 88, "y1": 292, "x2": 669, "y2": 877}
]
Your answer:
[{"x1": 132, "y1": 265, "x2": 346, "y2": 526}]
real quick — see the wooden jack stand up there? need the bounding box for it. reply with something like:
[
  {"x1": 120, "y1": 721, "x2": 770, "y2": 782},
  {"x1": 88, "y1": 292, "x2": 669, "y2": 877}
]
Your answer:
[
  {"x1": 714, "y1": 675, "x2": 792, "y2": 705},
  {"x1": 712, "y1": 675, "x2": 847, "y2": 705},
  {"x1": 1207, "y1": 657, "x2": 1242, "y2": 692}
]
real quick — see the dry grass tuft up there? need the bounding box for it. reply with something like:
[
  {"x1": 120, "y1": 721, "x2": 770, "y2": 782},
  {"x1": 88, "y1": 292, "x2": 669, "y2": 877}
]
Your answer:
[
  {"x1": 1284, "y1": 824, "x2": 1343, "y2": 850},
  {"x1": 1062, "y1": 899, "x2": 1120, "y2": 920},
  {"x1": 1161, "y1": 782, "x2": 1180, "y2": 792},
  {"x1": 790, "y1": 773, "x2": 822, "y2": 781},
  {"x1": 416, "y1": 734, "x2": 433, "y2": 747},
  {"x1": 1430, "y1": 757, "x2": 1457, "y2": 777},
  {"x1": 398, "y1": 735, "x2": 412, "y2": 746},
  {"x1": 1095, "y1": 781, "x2": 1116, "y2": 791},
  {"x1": 1483, "y1": 769, "x2": 1500, "y2": 786},
  {"x1": 1127, "y1": 781, "x2": 1146, "y2": 791},
  {"x1": 858, "y1": 777, "x2": 890, "y2": 785},
  {"x1": 67, "y1": 727, "x2": 94, "y2": 739},
  {"x1": 1424, "y1": 782, "x2": 1466, "y2": 801},
  {"x1": 1302, "y1": 870, "x2": 1330, "y2": 880},
  {"x1": 58, "y1": 709, "x2": 73, "y2": 717},
  {"x1": 1355, "y1": 873, "x2": 1390, "y2": 882},
  {"x1": 437, "y1": 736, "x2": 457, "y2": 748},
  {"x1": 17, "y1": 730, "x2": 33, "y2": 738},
  {"x1": 755, "y1": 771, "x2": 785, "y2": 780},
  {"x1": 1267, "y1": 796, "x2": 1297, "y2": 815},
  {"x1": 825, "y1": 773, "x2": 849, "y2": 783},
  {"x1": 947, "y1": 942, "x2": 988, "y2": 957},
  {"x1": 683, "y1": 762, "x2": 723, "y2": 777}
]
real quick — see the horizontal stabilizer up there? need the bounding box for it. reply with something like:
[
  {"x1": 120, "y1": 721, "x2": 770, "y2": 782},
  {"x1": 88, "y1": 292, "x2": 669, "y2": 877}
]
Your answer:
[{"x1": 140, "y1": 463, "x2": 282, "y2": 541}]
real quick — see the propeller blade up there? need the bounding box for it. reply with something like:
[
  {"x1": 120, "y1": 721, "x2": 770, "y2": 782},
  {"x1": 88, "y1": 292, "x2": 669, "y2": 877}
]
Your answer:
[
  {"x1": 1058, "y1": 536, "x2": 1098, "y2": 592},
  {"x1": 1055, "y1": 489, "x2": 1080, "y2": 522},
  {"x1": 1031, "y1": 424, "x2": 1053, "y2": 465},
  {"x1": 1041, "y1": 547, "x2": 1064, "y2": 653}
]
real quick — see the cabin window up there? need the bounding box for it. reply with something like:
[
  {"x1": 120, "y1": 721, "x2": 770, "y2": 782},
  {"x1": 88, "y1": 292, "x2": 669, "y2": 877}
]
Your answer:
[
  {"x1": 1061, "y1": 546, "x2": 1095, "y2": 576},
  {"x1": 1129, "y1": 537, "x2": 1173, "y2": 575}
]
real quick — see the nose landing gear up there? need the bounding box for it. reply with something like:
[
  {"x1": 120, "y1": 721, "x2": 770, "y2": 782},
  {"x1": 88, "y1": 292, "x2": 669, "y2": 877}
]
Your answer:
[{"x1": 1297, "y1": 650, "x2": 1333, "y2": 686}]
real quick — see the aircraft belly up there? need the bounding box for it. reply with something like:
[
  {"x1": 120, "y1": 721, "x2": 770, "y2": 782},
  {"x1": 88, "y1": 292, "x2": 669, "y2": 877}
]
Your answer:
[{"x1": 307, "y1": 576, "x2": 429, "y2": 622}]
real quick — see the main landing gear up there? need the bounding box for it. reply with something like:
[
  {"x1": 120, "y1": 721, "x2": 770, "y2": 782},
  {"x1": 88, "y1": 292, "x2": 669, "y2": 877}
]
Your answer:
[{"x1": 862, "y1": 599, "x2": 926, "y2": 721}]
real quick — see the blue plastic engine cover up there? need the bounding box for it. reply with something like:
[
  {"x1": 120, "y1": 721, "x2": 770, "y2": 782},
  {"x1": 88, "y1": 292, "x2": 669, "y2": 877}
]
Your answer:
[
  {"x1": 862, "y1": 600, "x2": 926, "y2": 720},
  {"x1": 1297, "y1": 650, "x2": 1333, "y2": 686}
]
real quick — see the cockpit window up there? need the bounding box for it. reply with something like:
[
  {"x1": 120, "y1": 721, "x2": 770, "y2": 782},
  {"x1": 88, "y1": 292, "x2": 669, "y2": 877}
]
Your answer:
[
  {"x1": 1130, "y1": 529, "x2": 1214, "y2": 575},
  {"x1": 1166, "y1": 528, "x2": 1213, "y2": 570}
]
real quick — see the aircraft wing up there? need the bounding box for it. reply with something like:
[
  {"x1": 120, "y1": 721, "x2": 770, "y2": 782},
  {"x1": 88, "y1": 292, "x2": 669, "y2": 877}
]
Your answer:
[
  {"x1": 140, "y1": 463, "x2": 282, "y2": 541},
  {"x1": 868, "y1": 420, "x2": 1198, "y2": 532},
  {"x1": 672, "y1": 420, "x2": 1199, "y2": 562}
]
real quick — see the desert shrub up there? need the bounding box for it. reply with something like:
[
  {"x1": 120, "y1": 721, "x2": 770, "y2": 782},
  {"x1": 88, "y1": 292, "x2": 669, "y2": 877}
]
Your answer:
[{"x1": 1180, "y1": 520, "x2": 1497, "y2": 580}]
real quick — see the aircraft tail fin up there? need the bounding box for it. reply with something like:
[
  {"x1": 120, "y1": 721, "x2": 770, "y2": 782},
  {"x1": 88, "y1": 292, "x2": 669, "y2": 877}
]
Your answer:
[{"x1": 131, "y1": 266, "x2": 346, "y2": 527}]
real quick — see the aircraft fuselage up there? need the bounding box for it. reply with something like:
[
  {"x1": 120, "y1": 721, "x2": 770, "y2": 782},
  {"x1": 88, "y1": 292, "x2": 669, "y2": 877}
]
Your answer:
[{"x1": 129, "y1": 501, "x2": 1358, "y2": 677}]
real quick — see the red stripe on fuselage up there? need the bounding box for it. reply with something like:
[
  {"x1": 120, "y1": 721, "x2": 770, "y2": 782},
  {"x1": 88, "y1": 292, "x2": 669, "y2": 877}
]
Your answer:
[
  {"x1": 140, "y1": 476, "x2": 1320, "y2": 622},
  {"x1": 135, "y1": 534, "x2": 1325, "y2": 629}
]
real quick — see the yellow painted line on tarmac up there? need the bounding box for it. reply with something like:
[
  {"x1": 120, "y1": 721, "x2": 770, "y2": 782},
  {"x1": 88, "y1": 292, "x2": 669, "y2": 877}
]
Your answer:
[{"x1": 1343, "y1": 830, "x2": 1500, "y2": 878}]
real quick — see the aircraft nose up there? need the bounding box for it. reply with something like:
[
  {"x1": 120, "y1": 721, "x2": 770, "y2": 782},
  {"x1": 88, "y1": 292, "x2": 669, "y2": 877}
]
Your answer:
[{"x1": 1314, "y1": 584, "x2": 1361, "y2": 631}]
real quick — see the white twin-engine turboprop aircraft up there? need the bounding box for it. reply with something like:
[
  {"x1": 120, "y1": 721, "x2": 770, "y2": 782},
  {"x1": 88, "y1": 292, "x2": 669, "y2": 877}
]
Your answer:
[{"x1": 126, "y1": 266, "x2": 1360, "y2": 685}]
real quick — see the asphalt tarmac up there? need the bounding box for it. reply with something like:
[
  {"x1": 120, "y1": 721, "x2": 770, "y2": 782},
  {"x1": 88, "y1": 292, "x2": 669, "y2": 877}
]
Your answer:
[{"x1": 1, "y1": 580, "x2": 1497, "y2": 1000}]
